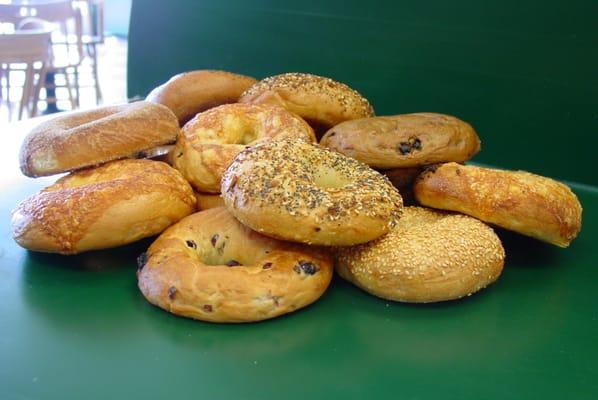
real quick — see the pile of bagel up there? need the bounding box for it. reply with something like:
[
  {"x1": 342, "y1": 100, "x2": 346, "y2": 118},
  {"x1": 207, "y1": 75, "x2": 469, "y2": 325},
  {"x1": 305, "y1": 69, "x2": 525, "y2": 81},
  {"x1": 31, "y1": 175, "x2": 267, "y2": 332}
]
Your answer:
[{"x1": 12, "y1": 70, "x2": 583, "y2": 323}]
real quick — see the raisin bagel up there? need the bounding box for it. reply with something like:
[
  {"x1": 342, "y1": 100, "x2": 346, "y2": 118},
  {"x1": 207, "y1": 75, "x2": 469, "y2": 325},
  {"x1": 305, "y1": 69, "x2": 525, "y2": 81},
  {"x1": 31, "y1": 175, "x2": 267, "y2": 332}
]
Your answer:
[
  {"x1": 137, "y1": 207, "x2": 333, "y2": 323},
  {"x1": 320, "y1": 113, "x2": 480, "y2": 169}
]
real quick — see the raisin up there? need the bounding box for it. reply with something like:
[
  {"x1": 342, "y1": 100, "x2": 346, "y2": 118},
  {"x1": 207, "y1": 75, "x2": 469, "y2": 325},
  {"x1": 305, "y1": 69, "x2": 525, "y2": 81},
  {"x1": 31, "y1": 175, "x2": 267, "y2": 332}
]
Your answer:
[
  {"x1": 168, "y1": 286, "x2": 177, "y2": 299},
  {"x1": 225, "y1": 260, "x2": 241, "y2": 267},
  {"x1": 210, "y1": 234, "x2": 219, "y2": 247},
  {"x1": 412, "y1": 138, "x2": 422, "y2": 150},
  {"x1": 262, "y1": 262, "x2": 273, "y2": 269},
  {"x1": 398, "y1": 142, "x2": 411, "y2": 154},
  {"x1": 137, "y1": 252, "x2": 148, "y2": 271},
  {"x1": 186, "y1": 240, "x2": 197, "y2": 249},
  {"x1": 294, "y1": 260, "x2": 318, "y2": 275},
  {"x1": 203, "y1": 304, "x2": 213, "y2": 312}
]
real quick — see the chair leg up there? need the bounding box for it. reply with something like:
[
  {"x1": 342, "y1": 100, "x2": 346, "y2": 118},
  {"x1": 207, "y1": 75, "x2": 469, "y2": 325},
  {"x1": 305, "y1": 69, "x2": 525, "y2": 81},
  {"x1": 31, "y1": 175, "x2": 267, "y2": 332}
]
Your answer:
[
  {"x1": 62, "y1": 69, "x2": 76, "y2": 110},
  {"x1": 91, "y1": 44, "x2": 102, "y2": 104},
  {"x1": 73, "y1": 66, "x2": 80, "y2": 108},
  {"x1": 19, "y1": 64, "x2": 34, "y2": 120},
  {"x1": 32, "y1": 67, "x2": 47, "y2": 118},
  {"x1": 6, "y1": 66, "x2": 13, "y2": 121}
]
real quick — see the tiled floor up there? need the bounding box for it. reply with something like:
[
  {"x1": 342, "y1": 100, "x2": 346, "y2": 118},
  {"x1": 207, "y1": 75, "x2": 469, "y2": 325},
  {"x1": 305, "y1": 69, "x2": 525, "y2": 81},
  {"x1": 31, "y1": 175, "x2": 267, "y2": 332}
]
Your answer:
[{"x1": 0, "y1": 35, "x2": 128, "y2": 124}]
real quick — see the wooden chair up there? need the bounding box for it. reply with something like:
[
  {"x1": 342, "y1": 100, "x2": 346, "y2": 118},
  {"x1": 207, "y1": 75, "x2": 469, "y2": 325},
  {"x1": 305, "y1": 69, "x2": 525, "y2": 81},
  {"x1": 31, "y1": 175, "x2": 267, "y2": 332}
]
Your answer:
[
  {"x1": 0, "y1": 30, "x2": 52, "y2": 120},
  {"x1": 0, "y1": 1, "x2": 86, "y2": 111}
]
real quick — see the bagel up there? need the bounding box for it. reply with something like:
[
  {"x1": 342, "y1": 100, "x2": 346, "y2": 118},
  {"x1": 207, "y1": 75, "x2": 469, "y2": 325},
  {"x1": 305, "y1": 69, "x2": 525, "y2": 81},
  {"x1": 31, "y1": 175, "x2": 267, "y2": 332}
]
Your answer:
[
  {"x1": 11, "y1": 159, "x2": 196, "y2": 254},
  {"x1": 221, "y1": 139, "x2": 403, "y2": 246},
  {"x1": 195, "y1": 191, "x2": 225, "y2": 210},
  {"x1": 171, "y1": 103, "x2": 316, "y2": 193},
  {"x1": 137, "y1": 207, "x2": 333, "y2": 323},
  {"x1": 19, "y1": 101, "x2": 179, "y2": 177},
  {"x1": 320, "y1": 113, "x2": 480, "y2": 168},
  {"x1": 382, "y1": 167, "x2": 422, "y2": 189},
  {"x1": 335, "y1": 207, "x2": 505, "y2": 303},
  {"x1": 239, "y1": 72, "x2": 374, "y2": 135},
  {"x1": 413, "y1": 163, "x2": 583, "y2": 247},
  {"x1": 146, "y1": 70, "x2": 257, "y2": 125}
]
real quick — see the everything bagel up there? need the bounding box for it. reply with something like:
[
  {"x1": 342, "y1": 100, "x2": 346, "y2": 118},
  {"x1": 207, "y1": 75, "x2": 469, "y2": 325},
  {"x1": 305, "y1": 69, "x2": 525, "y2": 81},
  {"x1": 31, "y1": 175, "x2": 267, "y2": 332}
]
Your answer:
[
  {"x1": 137, "y1": 207, "x2": 333, "y2": 323},
  {"x1": 171, "y1": 103, "x2": 315, "y2": 193},
  {"x1": 221, "y1": 139, "x2": 403, "y2": 246}
]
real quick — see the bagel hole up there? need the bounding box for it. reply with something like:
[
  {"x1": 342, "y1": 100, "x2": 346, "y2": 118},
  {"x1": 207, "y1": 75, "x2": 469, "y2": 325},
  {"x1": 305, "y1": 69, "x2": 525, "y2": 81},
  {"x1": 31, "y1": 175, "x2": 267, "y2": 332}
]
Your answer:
[{"x1": 313, "y1": 166, "x2": 353, "y2": 189}]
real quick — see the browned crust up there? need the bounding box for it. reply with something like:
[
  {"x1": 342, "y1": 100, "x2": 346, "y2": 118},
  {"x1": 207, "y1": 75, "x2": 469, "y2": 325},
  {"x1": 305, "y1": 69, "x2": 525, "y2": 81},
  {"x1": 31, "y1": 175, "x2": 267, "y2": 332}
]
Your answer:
[
  {"x1": 19, "y1": 101, "x2": 180, "y2": 177},
  {"x1": 239, "y1": 72, "x2": 374, "y2": 132},
  {"x1": 320, "y1": 113, "x2": 480, "y2": 168},
  {"x1": 335, "y1": 207, "x2": 505, "y2": 303},
  {"x1": 194, "y1": 191, "x2": 225, "y2": 210},
  {"x1": 146, "y1": 70, "x2": 257, "y2": 125},
  {"x1": 221, "y1": 139, "x2": 403, "y2": 246},
  {"x1": 171, "y1": 103, "x2": 315, "y2": 193},
  {"x1": 137, "y1": 207, "x2": 333, "y2": 323},
  {"x1": 11, "y1": 159, "x2": 196, "y2": 254},
  {"x1": 413, "y1": 163, "x2": 583, "y2": 247}
]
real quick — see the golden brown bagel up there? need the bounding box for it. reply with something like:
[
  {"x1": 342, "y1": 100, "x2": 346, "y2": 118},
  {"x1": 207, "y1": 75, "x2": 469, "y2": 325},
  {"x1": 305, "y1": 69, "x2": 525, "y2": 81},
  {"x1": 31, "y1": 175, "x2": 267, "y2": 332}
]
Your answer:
[
  {"x1": 11, "y1": 159, "x2": 196, "y2": 254},
  {"x1": 171, "y1": 103, "x2": 315, "y2": 193},
  {"x1": 194, "y1": 191, "x2": 225, "y2": 210},
  {"x1": 320, "y1": 113, "x2": 480, "y2": 169},
  {"x1": 19, "y1": 101, "x2": 179, "y2": 177},
  {"x1": 335, "y1": 207, "x2": 505, "y2": 303},
  {"x1": 146, "y1": 70, "x2": 257, "y2": 125},
  {"x1": 239, "y1": 72, "x2": 374, "y2": 135},
  {"x1": 413, "y1": 163, "x2": 583, "y2": 247},
  {"x1": 382, "y1": 167, "x2": 422, "y2": 189},
  {"x1": 137, "y1": 207, "x2": 333, "y2": 323},
  {"x1": 221, "y1": 139, "x2": 403, "y2": 246}
]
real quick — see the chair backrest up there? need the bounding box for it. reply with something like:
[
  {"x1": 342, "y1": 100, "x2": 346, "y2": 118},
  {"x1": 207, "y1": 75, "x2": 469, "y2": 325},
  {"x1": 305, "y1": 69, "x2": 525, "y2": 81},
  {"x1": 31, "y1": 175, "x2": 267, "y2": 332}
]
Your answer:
[
  {"x1": 0, "y1": 30, "x2": 52, "y2": 64},
  {"x1": 8, "y1": 0, "x2": 84, "y2": 68}
]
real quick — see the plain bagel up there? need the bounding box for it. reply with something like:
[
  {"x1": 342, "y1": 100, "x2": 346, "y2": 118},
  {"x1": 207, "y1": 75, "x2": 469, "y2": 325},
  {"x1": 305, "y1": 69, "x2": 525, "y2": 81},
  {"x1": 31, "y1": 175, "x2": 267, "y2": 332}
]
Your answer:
[
  {"x1": 172, "y1": 103, "x2": 315, "y2": 193},
  {"x1": 11, "y1": 159, "x2": 196, "y2": 254},
  {"x1": 335, "y1": 206, "x2": 505, "y2": 303},
  {"x1": 146, "y1": 70, "x2": 257, "y2": 125},
  {"x1": 137, "y1": 207, "x2": 333, "y2": 323},
  {"x1": 19, "y1": 101, "x2": 179, "y2": 177},
  {"x1": 221, "y1": 139, "x2": 403, "y2": 246}
]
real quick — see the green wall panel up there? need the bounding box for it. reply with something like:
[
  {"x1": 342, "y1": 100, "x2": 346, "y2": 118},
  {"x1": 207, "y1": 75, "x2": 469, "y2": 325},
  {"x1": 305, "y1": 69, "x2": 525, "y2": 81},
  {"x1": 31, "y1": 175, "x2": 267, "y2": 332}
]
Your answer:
[{"x1": 128, "y1": 0, "x2": 597, "y2": 185}]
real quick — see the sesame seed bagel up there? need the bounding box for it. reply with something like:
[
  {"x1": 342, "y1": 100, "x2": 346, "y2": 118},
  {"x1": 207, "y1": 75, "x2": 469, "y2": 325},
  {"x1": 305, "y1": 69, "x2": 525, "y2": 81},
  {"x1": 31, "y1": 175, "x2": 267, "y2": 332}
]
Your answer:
[
  {"x1": 320, "y1": 113, "x2": 480, "y2": 169},
  {"x1": 171, "y1": 103, "x2": 315, "y2": 193},
  {"x1": 221, "y1": 139, "x2": 403, "y2": 246},
  {"x1": 239, "y1": 72, "x2": 374, "y2": 136},
  {"x1": 11, "y1": 159, "x2": 196, "y2": 255},
  {"x1": 137, "y1": 207, "x2": 333, "y2": 323},
  {"x1": 146, "y1": 70, "x2": 257, "y2": 126},
  {"x1": 19, "y1": 101, "x2": 180, "y2": 177},
  {"x1": 413, "y1": 163, "x2": 583, "y2": 247},
  {"x1": 335, "y1": 207, "x2": 505, "y2": 303}
]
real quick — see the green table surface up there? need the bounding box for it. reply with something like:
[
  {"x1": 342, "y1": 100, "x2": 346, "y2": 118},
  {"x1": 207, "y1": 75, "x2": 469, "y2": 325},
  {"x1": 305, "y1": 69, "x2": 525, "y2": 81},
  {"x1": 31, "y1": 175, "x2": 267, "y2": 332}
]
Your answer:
[{"x1": 1, "y1": 117, "x2": 597, "y2": 399}]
